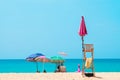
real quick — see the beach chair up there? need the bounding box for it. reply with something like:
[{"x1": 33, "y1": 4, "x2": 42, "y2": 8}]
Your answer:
[{"x1": 82, "y1": 44, "x2": 95, "y2": 77}]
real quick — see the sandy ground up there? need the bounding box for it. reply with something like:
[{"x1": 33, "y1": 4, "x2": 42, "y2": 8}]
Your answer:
[{"x1": 0, "y1": 72, "x2": 120, "y2": 80}]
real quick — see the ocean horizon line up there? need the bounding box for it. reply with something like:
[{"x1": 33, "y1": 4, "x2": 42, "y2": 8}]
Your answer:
[{"x1": 0, "y1": 58, "x2": 120, "y2": 60}]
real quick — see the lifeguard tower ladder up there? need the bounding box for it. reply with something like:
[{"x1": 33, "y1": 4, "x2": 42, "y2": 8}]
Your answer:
[{"x1": 82, "y1": 44, "x2": 95, "y2": 76}]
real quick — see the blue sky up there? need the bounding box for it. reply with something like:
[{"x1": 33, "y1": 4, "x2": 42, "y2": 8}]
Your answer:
[{"x1": 0, "y1": 0, "x2": 120, "y2": 59}]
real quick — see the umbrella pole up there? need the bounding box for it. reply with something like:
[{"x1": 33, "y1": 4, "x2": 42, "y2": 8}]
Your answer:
[
  {"x1": 42, "y1": 62, "x2": 44, "y2": 72},
  {"x1": 82, "y1": 36, "x2": 84, "y2": 52},
  {"x1": 56, "y1": 63, "x2": 58, "y2": 70},
  {"x1": 36, "y1": 62, "x2": 39, "y2": 72},
  {"x1": 81, "y1": 36, "x2": 85, "y2": 75}
]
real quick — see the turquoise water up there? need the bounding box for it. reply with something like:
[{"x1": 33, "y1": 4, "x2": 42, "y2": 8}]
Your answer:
[{"x1": 0, "y1": 59, "x2": 120, "y2": 73}]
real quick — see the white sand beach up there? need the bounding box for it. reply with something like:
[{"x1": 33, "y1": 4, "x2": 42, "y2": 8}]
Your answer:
[{"x1": 0, "y1": 72, "x2": 120, "y2": 80}]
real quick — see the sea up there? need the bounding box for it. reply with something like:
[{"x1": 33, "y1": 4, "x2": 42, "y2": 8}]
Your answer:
[{"x1": 0, "y1": 59, "x2": 120, "y2": 73}]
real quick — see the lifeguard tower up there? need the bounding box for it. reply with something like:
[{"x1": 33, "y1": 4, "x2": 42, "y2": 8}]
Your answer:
[{"x1": 82, "y1": 44, "x2": 95, "y2": 77}]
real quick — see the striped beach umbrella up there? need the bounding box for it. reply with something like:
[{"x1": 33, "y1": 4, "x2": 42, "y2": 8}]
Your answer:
[{"x1": 34, "y1": 56, "x2": 50, "y2": 72}]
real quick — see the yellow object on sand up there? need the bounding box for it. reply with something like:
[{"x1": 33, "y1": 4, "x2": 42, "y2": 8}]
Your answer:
[{"x1": 85, "y1": 58, "x2": 92, "y2": 68}]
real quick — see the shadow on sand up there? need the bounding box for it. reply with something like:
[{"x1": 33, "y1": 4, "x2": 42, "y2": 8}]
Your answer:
[{"x1": 83, "y1": 73, "x2": 102, "y2": 80}]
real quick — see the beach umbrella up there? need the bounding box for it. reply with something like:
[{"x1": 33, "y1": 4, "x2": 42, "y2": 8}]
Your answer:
[
  {"x1": 78, "y1": 16, "x2": 87, "y2": 52},
  {"x1": 26, "y1": 53, "x2": 45, "y2": 72},
  {"x1": 50, "y1": 56, "x2": 64, "y2": 70},
  {"x1": 50, "y1": 56, "x2": 64, "y2": 67},
  {"x1": 34, "y1": 56, "x2": 50, "y2": 72}
]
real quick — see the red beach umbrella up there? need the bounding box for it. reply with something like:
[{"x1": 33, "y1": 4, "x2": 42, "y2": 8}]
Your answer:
[{"x1": 78, "y1": 16, "x2": 87, "y2": 52}]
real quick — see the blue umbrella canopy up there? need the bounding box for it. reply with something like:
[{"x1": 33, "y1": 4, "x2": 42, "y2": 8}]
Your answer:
[{"x1": 26, "y1": 53, "x2": 44, "y2": 60}]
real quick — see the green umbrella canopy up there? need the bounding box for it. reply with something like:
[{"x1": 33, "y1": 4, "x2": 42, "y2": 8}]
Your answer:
[{"x1": 50, "y1": 56, "x2": 64, "y2": 63}]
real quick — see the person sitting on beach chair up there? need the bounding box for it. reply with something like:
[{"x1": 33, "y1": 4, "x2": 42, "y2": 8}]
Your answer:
[
  {"x1": 59, "y1": 63, "x2": 66, "y2": 72},
  {"x1": 59, "y1": 66, "x2": 66, "y2": 72}
]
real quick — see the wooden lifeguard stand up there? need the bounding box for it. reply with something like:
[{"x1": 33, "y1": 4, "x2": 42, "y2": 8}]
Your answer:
[{"x1": 82, "y1": 44, "x2": 95, "y2": 76}]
